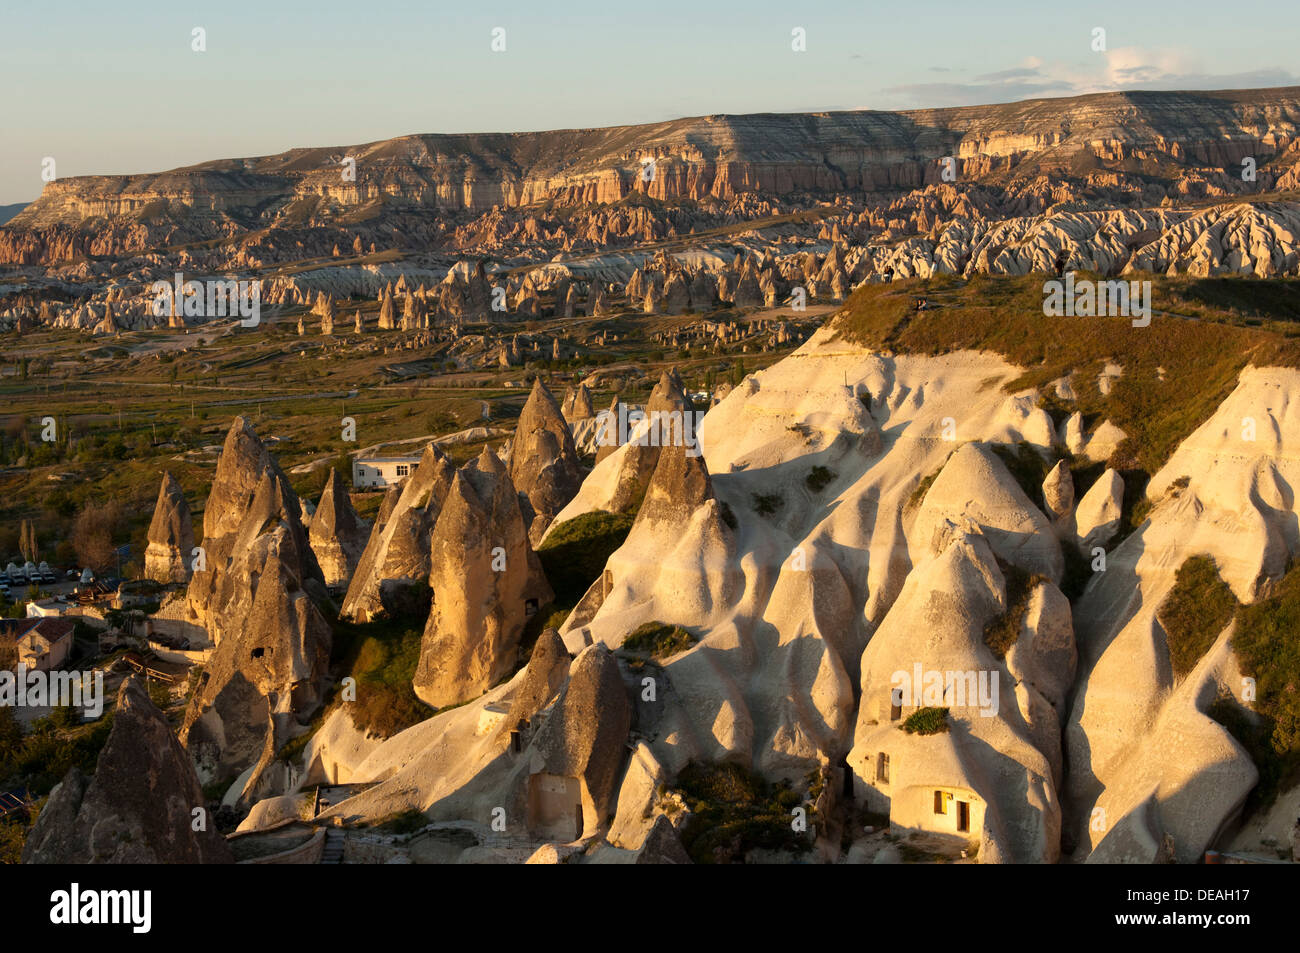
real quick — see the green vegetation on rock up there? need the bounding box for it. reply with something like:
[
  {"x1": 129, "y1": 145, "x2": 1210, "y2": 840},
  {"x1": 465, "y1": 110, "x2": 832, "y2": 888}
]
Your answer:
[
  {"x1": 671, "y1": 761, "x2": 811, "y2": 864},
  {"x1": 901, "y1": 707, "x2": 950, "y2": 735},
  {"x1": 622, "y1": 620, "x2": 697, "y2": 660},
  {"x1": 834, "y1": 274, "x2": 1300, "y2": 477},
  {"x1": 983, "y1": 564, "x2": 1045, "y2": 660},
  {"x1": 0, "y1": 705, "x2": 115, "y2": 800},
  {"x1": 806, "y1": 465, "x2": 836, "y2": 492},
  {"x1": 1158, "y1": 555, "x2": 1239, "y2": 679},
  {"x1": 1221, "y1": 563, "x2": 1300, "y2": 805},
  {"x1": 536, "y1": 510, "x2": 634, "y2": 606},
  {"x1": 328, "y1": 616, "x2": 434, "y2": 739}
]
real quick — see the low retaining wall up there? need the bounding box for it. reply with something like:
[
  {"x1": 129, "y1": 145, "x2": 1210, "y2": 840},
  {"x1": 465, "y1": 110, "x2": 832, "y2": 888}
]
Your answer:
[{"x1": 239, "y1": 827, "x2": 326, "y2": 865}]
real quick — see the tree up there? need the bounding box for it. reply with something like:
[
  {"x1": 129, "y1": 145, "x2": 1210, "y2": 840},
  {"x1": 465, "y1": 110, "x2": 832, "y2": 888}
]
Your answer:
[
  {"x1": 71, "y1": 500, "x2": 122, "y2": 570},
  {"x1": 0, "y1": 704, "x2": 22, "y2": 755},
  {"x1": 731, "y1": 359, "x2": 747, "y2": 387},
  {"x1": 331, "y1": 452, "x2": 352, "y2": 487},
  {"x1": 18, "y1": 519, "x2": 38, "y2": 564}
]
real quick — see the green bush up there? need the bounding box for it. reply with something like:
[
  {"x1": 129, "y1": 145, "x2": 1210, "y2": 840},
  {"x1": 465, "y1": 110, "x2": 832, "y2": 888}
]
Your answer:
[
  {"x1": 1226, "y1": 563, "x2": 1300, "y2": 805},
  {"x1": 901, "y1": 707, "x2": 949, "y2": 735},
  {"x1": 752, "y1": 492, "x2": 783, "y2": 516},
  {"x1": 1158, "y1": 556, "x2": 1238, "y2": 679},
  {"x1": 0, "y1": 711, "x2": 115, "y2": 798},
  {"x1": 907, "y1": 462, "x2": 945, "y2": 511},
  {"x1": 329, "y1": 617, "x2": 435, "y2": 739},
  {"x1": 671, "y1": 761, "x2": 812, "y2": 864},
  {"x1": 622, "y1": 621, "x2": 696, "y2": 660},
  {"x1": 536, "y1": 510, "x2": 635, "y2": 606},
  {"x1": 983, "y1": 564, "x2": 1045, "y2": 660},
  {"x1": 0, "y1": 815, "x2": 31, "y2": 864}
]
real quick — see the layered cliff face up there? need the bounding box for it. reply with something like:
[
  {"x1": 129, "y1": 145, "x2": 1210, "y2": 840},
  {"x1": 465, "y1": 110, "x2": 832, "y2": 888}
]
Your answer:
[
  {"x1": 4, "y1": 87, "x2": 1299, "y2": 276},
  {"x1": 24, "y1": 677, "x2": 234, "y2": 864},
  {"x1": 12, "y1": 88, "x2": 1300, "y2": 230}
]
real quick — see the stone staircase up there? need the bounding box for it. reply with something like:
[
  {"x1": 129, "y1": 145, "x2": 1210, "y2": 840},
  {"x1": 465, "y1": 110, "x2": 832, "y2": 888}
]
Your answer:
[{"x1": 321, "y1": 828, "x2": 346, "y2": 864}]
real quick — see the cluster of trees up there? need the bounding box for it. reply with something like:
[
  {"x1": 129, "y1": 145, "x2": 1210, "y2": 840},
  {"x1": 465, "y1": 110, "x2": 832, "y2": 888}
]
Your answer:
[
  {"x1": 0, "y1": 416, "x2": 206, "y2": 469},
  {"x1": 0, "y1": 499, "x2": 127, "y2": 578}
]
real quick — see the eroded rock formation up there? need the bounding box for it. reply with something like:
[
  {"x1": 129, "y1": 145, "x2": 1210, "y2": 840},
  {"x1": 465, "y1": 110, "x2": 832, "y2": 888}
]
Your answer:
[
  {"x1": 309, "y1": 468, "x2": 368, "y2": 588},
  {"x1": 341, "y1": 444, "x2": 455, "y2": 622},
  {"x1": 413, "y1": 447, "x2": 553, "y2": 708},
  {"x1": 24, "y1": 677, "x2": 234, "y2": 864},
  {"x1": 178, "y1": 417, "x2": 331, "y2": 803},
  {"x1": 509, "y1": 379, "x2": 584, "y2": 544},
  {"x1": 144, "y1": 471, "x2": 195, "y2": 584}
]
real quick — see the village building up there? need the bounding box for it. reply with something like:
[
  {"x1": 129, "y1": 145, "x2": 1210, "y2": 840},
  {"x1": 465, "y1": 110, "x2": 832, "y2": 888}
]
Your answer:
[
  {"x1": 352, "y1": 455, "x2": 424, "y2": 489},
  {"x1": 0, "y1": 618, "x2": 76, "y2": 672},
  {"x1": 27, "y1": 598, "x2": 83, "y2": 619}
]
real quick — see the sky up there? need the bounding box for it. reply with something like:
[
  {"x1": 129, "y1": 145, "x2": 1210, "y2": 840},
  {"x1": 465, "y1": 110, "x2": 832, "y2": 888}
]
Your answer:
[{"x1": 2, "y1": 0, "x2": 1298, "y2": 204}]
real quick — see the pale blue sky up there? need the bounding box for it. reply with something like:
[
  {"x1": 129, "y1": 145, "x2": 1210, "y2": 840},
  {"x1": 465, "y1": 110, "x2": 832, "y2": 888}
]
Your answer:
[{"x1": 2, "y1": 0, "x2": 1297, "y2": 204}]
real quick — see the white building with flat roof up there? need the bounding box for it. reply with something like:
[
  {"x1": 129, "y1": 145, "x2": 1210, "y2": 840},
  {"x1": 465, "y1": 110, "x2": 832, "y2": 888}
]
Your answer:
[{"x1": 352, "y1": 455, "x2": 423, "y2": 489}]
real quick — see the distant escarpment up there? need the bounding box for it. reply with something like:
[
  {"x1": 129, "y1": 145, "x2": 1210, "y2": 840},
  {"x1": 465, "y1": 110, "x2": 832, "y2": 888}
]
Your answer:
[{"x1": 3, "y1": 87, "x2": 1299, "y2": 270}]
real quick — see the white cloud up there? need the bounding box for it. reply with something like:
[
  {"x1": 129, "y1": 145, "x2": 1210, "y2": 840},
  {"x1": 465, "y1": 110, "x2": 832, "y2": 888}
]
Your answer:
[{"x1": 879, "y1": 48, "x2": 1299, "y2": 109}]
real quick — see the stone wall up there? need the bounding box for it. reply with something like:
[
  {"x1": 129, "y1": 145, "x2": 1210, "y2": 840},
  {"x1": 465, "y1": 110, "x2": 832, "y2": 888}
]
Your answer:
[{"x1": 238, "y1": 827, "x2": 326, "y2": 865}]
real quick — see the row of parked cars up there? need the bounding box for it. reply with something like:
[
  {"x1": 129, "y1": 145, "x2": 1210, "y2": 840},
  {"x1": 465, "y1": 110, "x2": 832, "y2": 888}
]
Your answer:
[{"x1": 0, "y1": 561, "x2": 83, "y2": 597}]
